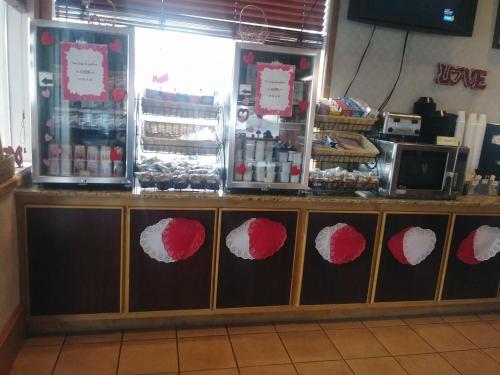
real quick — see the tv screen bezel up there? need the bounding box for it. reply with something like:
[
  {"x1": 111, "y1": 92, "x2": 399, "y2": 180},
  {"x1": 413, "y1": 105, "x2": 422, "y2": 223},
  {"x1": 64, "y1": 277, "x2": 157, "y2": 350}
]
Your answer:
[{"x1": 347, "y1": 0, "x2": 478, "y2": 37}]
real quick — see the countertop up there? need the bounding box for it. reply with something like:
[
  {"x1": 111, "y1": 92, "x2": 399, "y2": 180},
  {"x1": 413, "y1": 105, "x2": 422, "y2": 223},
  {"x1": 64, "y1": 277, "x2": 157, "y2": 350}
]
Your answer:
[{"x1": 14, "y1": 184, "x2": 500, "y2": 209}]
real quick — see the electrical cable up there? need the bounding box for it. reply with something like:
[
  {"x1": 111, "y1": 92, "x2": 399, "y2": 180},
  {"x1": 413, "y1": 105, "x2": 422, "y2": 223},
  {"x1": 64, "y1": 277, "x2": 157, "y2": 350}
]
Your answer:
[
  {"x1": 344, "y1": 25, "x2": 376, "y2": 97},
  {"x1": 296, "y1": 0, "x2": 321, "y2": 46},
  {"x1": 378, "y1": 30, "x2": 410, "y2": 112}
]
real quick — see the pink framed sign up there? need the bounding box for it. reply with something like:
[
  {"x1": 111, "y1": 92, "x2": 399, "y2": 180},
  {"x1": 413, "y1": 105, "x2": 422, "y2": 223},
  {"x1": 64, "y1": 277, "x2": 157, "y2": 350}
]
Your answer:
[
  {"x1": 255, "y1": 63, "x2": 295, "y2": 117},
  {"x1": 61, "y1": 42, "x2": 109, "y2": 102}
]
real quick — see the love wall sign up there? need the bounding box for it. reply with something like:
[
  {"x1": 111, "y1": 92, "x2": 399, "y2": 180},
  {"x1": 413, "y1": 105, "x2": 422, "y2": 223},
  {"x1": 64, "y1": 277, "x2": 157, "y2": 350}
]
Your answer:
[{"x1": 435, "y1": 63, "x2": 487, "y2": 90}]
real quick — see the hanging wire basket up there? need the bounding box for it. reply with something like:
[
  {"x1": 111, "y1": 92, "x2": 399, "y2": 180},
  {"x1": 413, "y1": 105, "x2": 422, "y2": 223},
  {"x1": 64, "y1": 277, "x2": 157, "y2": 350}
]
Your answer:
[{"x1": 238, "y1": 5, "x2": 270, "y2": 44}]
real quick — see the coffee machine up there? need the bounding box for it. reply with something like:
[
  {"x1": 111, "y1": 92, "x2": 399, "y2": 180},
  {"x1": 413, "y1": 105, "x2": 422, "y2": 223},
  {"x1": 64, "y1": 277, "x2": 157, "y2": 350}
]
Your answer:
[{"x1": 413, "y1": 97, "x2": 457, "y2": 144}]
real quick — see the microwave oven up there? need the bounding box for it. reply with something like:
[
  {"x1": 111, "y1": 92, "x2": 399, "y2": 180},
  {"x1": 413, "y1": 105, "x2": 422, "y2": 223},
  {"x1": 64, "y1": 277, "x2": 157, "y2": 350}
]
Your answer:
[{"x1": 377, "y1": 140, "x2": 469, "y2": 199}]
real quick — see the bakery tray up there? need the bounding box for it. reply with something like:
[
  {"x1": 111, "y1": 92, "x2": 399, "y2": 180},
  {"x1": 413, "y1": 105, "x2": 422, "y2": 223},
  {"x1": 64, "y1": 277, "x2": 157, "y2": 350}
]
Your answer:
[
  {"x1": 312, "y1": 131, "x2": 379, "y2": 163},
  {"x1": 315, "y1": 115, "x2": 376, "y2": 132},
  {"x1": 141, "y1": 136, "x2": 220, "y2": 155},
  {"x1": 141, "y1": 97, "x2": 220, "y2": 119}
]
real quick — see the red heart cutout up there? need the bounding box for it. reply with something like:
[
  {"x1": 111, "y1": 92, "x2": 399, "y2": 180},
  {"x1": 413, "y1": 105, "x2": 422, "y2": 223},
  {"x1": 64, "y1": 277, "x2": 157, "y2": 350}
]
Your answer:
[
  {"x1": 330, "y1": 225, "x2": 366, "y2": 265},
  {"x1": 299, "y1": 57, "x2": 310, "y2": 71},
  {"x1": 248, "y1": 218, "x2": 287, "y2": 260},
  {"x1": 290, "y1": 165, "x2": 301, "y2": 176},
  {"x1": 110, "y1": 147, "x2": 122, "y2": 161},
  {"x1": 162, "y1": 218, "x2": 206, "y2": 261},
  {"x1": 235, "y1": 163, "x2": 246, "y2": 174},
  {"x1": 40, "y1": 31, "x2": 54, "y2": 46},
  {"x1": 153, "y1": 73, "x2": 169, "y2": 84},
  {"x1": 112, "y1": 89, "x2": 126, "y2": 102},
  {"x1": 298, "y1": 100, "x2": 309, "y2": 113},
  {"x1": 109, "y1": 39, "x2": 122, "y2": 53},
  {"x1": 243, "y1": 52, "x2": 255, "y2": 65}
]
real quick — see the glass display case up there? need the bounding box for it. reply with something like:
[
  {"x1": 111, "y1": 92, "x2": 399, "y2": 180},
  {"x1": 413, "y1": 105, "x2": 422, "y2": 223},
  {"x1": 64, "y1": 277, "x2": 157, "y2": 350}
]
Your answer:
[
  {"x1": 226, "y1": 42, "x2": 320, "y2": 190},
  {"x1": 30, "y1": 20, "x2": 134, "y2": 186}
]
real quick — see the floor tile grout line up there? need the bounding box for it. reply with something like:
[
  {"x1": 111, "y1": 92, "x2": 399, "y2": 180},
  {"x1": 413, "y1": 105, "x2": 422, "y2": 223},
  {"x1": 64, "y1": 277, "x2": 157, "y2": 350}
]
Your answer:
[
  {"x1": 274, "y1": 329, "x2": 300, "y2": 375},
  {"x1": 392, "y1": 355, "x2": 417, "y2": 375},
  {"x1": 175, "y1": 327, "x2": 181, "y2": 374},
  {"x1": 318, "y1": 319, "x2": 348, "y2": 362},
  {"x1": 481, "y1": 347, "x2": 500, "y2": 365},
  {"x1": 441, "y1": 321, "x2": 480, "y2": 350},
  {"x1": 437, "y1": 351, "x2": 469, "y2": 375},
  {"x1": 115, "y1": 330, "x2": 124, "y2": 375},
  {"x1": 406, "y1": 321, "x2": 452, "y2": 353},
  {"x1": 359, "y1": 324, "x2": 396, "y2": 357},
  {"x1": 50, "y1": 333, "x2": 67, "y2": 375},
  {"x1": 224, "y1": 325, "x2": 241, "y2": 374}
]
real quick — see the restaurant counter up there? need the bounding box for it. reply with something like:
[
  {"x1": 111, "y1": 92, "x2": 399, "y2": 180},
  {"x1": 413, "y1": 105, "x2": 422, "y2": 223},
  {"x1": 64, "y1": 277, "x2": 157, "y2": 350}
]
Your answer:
[{"x1": 14, "y1": 186, "x2": 500, "y2": 333}]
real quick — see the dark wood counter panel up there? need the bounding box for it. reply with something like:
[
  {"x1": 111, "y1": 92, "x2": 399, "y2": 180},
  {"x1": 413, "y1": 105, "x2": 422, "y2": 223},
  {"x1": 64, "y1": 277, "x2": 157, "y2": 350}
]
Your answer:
[{"x1": 14, "y1": 187, "x2": 500, "y2": 334}]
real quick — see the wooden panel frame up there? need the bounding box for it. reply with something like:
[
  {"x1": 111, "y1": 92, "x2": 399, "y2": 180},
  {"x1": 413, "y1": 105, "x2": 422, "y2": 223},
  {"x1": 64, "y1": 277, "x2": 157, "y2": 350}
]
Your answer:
[
  {"x1": 214, "y1": 208, "x2": 301, "y2": 310},
  {"x1": 125, "y1": 207, "x2": 218, "y2": 313},
  {"x1": 370, "y1": 211, "x2": 452, "y2": 304},
  {"x1": 439, "y1": 212, "x2": 500, "y2": 301},
  {"x1": 296, "y1": 210, "x2": 382, "y2": 307},
  {"x1": 23, "y1": 204, "x2": 125, "y2": 316}
]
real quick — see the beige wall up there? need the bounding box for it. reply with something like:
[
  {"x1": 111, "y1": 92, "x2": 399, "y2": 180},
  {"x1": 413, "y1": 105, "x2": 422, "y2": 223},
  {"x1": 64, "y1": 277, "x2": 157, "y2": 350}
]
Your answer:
[
  {"x1": 331, "y1": 0, "x2": 500, "y2": 122},
  {"x1": 0, "y1": 192, "x2": 20, "y2": 330}
]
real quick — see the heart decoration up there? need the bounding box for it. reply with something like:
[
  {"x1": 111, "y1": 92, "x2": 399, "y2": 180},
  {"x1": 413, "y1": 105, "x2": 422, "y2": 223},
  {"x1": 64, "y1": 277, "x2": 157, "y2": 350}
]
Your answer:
[
  {"x1": 108, "y1": 39, "x2": 122, "y2": 53},
  {"x1": 40, "y1": 31, "x2": 54, "y2": 46},
  {"x1": 299, "y1": 57, "x2": 310, "y2": 71},
  {"x1": 235, "y1": 163, "x2": 246, "y2": 175},
  {"x1": 110, "y1": 147, "x2": 123, "y2": 161},
  {"x1": 246, "y1": 127, "x2": 255, "y2": 133},
  {"x1": 291, "y1": 165, "x2": 301, "y2": 176},
  {"x1": 153, "y1": 73, "x2": 169, "y2": 84},
  {"x1": 42, "y1": 159, "x2": 51, "y2": 167},
  {"x1": 237, "y1": 108, "x2": 250, "y2": 123},
  {"x1": 41, "y1": 89, "x2": 51, "y2": 98},
  {"x1": 44, "y1": 133, "x2": 53, "y2": 142},
  {"x1": 3, "y1": 146, "x2": 23, "y2": 167},
  {"x1": 298, "y1": 100, "x2": 309, "y2": 113},
  {"x1": 243, "y1": 52, "x2": 255, "y2": 65},
  {"x1": 46, "y1": 119, "x2": 54, "y2": 128},
  {"x1": 242, "y1": 97, "x2": 250, "y2": 105},
  {"x1": 54, "y1": 146, "x2": 63, "y2": 155},
  {"x1": 112, "y1": 89, "x2": 126, "y2": 102}
]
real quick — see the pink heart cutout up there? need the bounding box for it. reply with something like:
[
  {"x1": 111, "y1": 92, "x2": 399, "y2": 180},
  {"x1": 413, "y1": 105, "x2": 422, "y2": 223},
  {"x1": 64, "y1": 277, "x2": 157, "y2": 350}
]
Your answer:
[
  {"x1": 41, "y1": 89, "x2": 50, "y2": 98},
  {"x1": 46, "y1": 119, "x2": 54, "y2": 128},
  {"x1": 44, "y1": 133, "x2": 53, "y2": 142},
  {"x1": 109, "y1": 39, "x2": 122, "y2": 53},
  {"x1": 42, "y1": 159, "x2": 51, "y2": 167},
  {"x1": 299, "y1": 57, "x2": 310, "y2": 71},
  {"x1": 298, "y1": 100, "x2": 309, "y2": 113}
]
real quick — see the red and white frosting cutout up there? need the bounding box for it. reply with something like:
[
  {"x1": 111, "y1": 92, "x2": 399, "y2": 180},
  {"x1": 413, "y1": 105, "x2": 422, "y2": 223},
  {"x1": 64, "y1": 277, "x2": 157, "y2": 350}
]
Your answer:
[
  {"x1": 226, "y1": 218, "x2": 287, "y2": 260},
  {"x1": 457, "y1": 225, "x2": 500, "y2": 265},
  {"x1": 388, "y1": 226, "x2": 437, "y2": 265},
  {"x1": 315, "y1": 223, "x2": 366, "y2": 264},
  {"x1": 140, "y1": 218, "x2": 205, "y2": 263}
]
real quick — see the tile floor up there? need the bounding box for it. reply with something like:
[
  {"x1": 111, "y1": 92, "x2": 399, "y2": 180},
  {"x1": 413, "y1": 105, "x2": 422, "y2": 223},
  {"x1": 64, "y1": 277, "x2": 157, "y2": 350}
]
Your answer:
[{"x1": 9, "y1": 313, "x2": 500, "y2": 375}]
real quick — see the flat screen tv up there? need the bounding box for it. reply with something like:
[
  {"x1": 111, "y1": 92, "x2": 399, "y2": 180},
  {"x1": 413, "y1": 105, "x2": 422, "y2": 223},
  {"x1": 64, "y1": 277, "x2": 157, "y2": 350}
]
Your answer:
[{"x1": 348, "y1": 0, "x2": 478, "y2": 36}]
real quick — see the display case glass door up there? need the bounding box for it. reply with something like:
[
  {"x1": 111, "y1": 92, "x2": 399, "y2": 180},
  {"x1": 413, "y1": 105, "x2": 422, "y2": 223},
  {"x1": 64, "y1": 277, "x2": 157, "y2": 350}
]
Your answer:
[
  {"x1": 227, "y1": 43, "x2": 319, "y2": 190},
  {"x1": 30, "y1": 20, "x2": 134, "y2": 185}
]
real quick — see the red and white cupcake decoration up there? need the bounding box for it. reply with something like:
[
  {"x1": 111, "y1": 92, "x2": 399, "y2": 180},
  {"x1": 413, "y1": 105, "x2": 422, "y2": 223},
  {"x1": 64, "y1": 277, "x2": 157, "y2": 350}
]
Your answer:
[
  {"x1": 140, "y1": 218, "x2": 205, "y2": 263},
  {"x1": 226, "y1": 218, "x2": 287, "y2": 260},
  {"x1": 388, "y1": 226, "x2": 436, "y2": 265},
  {"x1": 457, "y1": 225, "x2": 500, "y2": 265},
  {"x1": 315, "y1": 223, "x2": 366, "y2": 264}
]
